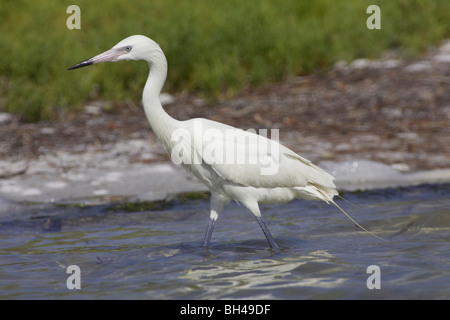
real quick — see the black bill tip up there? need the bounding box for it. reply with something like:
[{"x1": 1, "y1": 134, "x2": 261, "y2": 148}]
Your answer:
[{"x1": 68, "y1": 59, "x2": 94, "y2": 70}]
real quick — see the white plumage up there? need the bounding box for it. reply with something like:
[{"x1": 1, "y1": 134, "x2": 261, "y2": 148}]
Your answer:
[{"x1": 69, "y1": 35, "x2": 384, "y2": 253}]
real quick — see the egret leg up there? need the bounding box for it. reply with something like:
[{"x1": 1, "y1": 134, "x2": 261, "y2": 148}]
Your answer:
[
  {"x1": 243, "y1": 199, "x2": 280, "y2": 253},
  {"x1": 255, "y1": 215, "x2": 280, "y2": 254},
  {"x1": 202, "y1": 192, "x2": 230, "y2": 250},
  {"x1": 202, "y1": 217, "x2": 215, "y2": 249}
]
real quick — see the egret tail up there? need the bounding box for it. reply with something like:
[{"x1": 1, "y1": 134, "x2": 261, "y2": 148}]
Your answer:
[{"x1": 331, "y1": 200, "x2": 388, "y2": 242}]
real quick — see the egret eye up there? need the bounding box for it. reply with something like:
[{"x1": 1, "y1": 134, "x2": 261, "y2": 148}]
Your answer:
[{"x1": 125, "y1": 45, "x2": 132, "y2": 52}]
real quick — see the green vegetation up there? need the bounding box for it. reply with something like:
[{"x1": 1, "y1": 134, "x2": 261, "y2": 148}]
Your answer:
[{"x1": 1, "y1": 0, "x2": 449, "y2": 122}]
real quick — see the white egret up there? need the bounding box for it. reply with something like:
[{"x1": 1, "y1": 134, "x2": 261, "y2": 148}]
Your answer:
[{"x1": 69, "y1": 35, "x2": 384, "y2": 253}]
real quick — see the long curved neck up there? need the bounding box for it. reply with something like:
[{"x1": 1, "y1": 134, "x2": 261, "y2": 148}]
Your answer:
[{"x1": 142, "y1": 53, "x2": 180, "y2": 151}]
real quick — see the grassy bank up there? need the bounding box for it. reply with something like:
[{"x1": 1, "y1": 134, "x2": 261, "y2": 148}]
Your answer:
[{"x1": 0, "y1": 0, "x2": 449, "y2": 122}]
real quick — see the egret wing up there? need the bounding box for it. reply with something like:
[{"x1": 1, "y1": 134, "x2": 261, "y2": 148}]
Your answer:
[{"x1": 188, "y1": 119, "x2": 334, "y2": 189}]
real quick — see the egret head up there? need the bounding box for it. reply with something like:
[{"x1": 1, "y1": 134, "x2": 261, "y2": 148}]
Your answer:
[{"x1": 68, "y1": 35, "x2": 163, "y2": 70}]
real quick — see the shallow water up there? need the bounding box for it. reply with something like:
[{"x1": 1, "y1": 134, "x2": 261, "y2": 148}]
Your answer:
[{"x1": 0, "y1": 184, "x2": 449, "y2": 299}]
